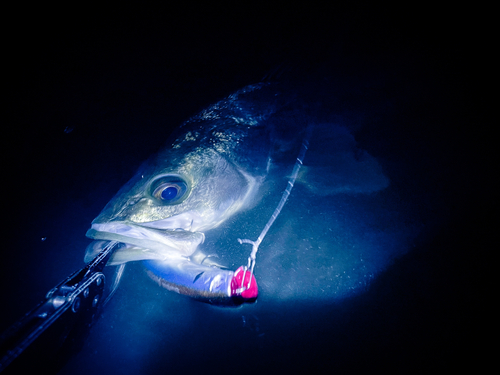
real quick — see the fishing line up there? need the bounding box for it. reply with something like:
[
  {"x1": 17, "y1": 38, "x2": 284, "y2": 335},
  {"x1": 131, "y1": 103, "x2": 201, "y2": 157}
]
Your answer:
[{"x1": 238, "y1": 126, "x2": 312, "y2": 287}]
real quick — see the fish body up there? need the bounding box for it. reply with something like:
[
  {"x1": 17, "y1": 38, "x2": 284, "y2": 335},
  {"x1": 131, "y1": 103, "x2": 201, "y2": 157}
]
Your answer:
[{"x1": 85, "y1": 79, "x2": 394, "y2": 303}]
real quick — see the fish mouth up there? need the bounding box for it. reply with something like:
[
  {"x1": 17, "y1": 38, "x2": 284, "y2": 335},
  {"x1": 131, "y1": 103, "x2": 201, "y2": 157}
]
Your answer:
[{"x1": 85, "y1": 219, "x2": 206, "y2": 265}]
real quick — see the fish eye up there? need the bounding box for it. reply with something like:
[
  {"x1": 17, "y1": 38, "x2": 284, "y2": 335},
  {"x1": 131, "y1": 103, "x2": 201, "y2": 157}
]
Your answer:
[{"x1": 150, "y1": 176, "x2": 189, "y2": 204}]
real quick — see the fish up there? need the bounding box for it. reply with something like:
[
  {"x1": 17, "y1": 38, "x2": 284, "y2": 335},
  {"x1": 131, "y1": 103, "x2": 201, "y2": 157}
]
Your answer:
[
  {"x1": 84, "y1": 80, "x2": 394, "y2": 303},
  {"x1": 84, "y1": 82, "x2": 289, "y2": 269}
]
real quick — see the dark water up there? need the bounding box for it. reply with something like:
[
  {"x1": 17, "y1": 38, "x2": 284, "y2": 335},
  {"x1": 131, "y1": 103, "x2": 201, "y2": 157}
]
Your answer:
[{"x1": 2, "y1": 5, "x2": 489, "y2": 374}]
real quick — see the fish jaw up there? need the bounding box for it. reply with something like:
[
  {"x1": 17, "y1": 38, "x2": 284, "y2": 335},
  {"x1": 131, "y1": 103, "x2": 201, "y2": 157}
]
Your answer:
[{"x1": 86, "y1": 221, "x2": 205, "y2": 258}]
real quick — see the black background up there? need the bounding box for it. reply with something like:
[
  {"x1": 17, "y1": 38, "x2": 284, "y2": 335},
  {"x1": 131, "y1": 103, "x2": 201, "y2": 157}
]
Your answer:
[{"x1": 2, "y1": 4, "x2": 491, "y2": 374}]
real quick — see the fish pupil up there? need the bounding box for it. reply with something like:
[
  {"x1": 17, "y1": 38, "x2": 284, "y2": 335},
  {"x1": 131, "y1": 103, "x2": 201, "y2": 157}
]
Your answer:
[{"x1": 161, "y1": 186, "x2": 178, "y2": 200}]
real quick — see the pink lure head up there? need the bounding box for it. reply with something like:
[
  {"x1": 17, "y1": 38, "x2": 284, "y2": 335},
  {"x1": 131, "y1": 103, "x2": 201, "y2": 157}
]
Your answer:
[{"x1": 230, "y1": 266, "x2": 258, "y2": 300}]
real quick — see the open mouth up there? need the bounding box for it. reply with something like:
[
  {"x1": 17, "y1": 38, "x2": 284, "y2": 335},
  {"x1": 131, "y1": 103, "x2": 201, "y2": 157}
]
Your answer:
[{"x1": 85, "y1": 220, "x2": 205, "y2": 264}]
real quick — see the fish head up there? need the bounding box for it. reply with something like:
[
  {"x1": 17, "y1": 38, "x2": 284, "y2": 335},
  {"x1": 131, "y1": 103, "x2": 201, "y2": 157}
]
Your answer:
[{"x1": 86, "y1": 142, "x2": 262, "y2": 264}]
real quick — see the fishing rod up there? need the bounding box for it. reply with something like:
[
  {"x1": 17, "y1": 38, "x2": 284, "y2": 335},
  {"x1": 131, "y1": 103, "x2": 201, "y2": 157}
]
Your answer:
[{"x1": 0, "y1": 241, "x2": 121, "y2": 374}]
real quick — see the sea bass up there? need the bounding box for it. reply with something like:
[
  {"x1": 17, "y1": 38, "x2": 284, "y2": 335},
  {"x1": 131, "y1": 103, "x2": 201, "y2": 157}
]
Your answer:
[
  {"x1": 85, "y1": 83, "x2": 283, "y2": 272},
  {"x1": 84, "y1": 80, "x2": 395, "y2": 304}
]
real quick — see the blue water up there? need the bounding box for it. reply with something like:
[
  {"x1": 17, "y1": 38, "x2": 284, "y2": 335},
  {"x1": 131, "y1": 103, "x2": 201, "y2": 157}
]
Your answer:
[{"x1": 2, "y1": 6, "x2": 488, "y2": 374}]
